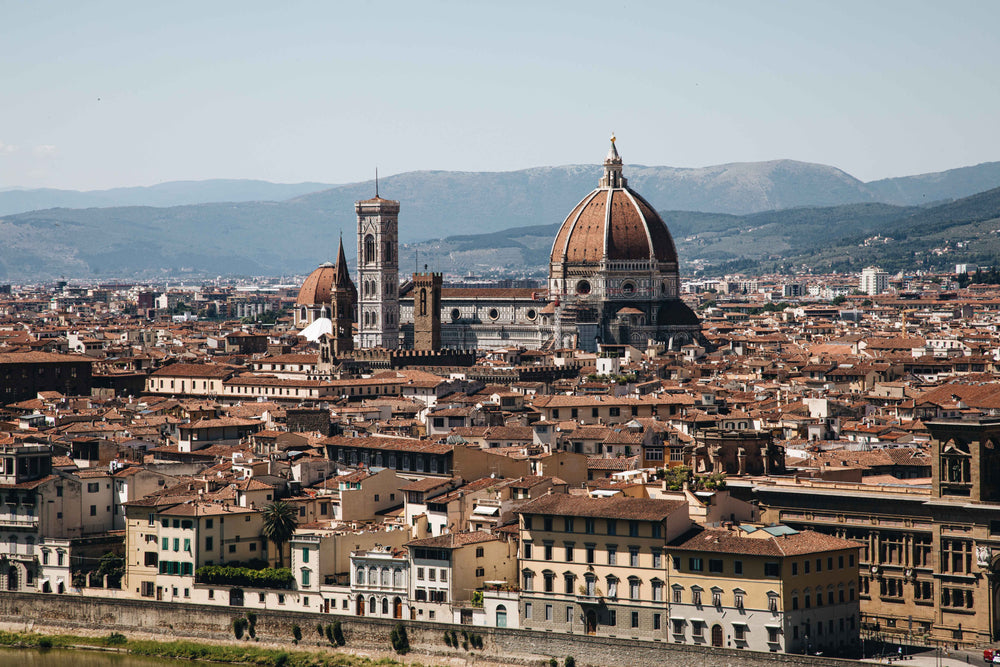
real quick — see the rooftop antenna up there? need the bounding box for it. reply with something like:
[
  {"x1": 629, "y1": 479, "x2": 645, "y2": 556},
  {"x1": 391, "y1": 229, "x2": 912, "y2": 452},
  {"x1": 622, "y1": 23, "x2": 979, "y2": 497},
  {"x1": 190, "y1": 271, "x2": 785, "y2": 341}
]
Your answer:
[{"x1": 375, "y1": 167, "x2": 379, "y2": 198}]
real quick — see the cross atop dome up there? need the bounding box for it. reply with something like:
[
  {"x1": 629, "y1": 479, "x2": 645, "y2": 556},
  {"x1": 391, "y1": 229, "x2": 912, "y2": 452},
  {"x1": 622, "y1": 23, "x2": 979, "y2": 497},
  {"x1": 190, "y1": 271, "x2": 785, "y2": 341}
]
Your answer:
[{"x1": 599, "y1": 134, "x2": 627, "y2": 188}]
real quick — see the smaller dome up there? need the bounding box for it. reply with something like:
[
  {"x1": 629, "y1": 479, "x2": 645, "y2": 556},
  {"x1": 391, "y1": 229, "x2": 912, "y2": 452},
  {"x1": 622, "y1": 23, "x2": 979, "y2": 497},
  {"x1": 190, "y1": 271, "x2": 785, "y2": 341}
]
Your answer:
[{"x1": 296, "y1": 264, "x2": 337, "y2": 306}]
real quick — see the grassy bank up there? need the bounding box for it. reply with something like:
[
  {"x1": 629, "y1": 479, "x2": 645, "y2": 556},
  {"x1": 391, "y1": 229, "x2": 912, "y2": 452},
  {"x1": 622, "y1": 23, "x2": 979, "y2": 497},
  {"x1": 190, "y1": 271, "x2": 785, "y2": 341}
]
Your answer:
[{"x1": 0, "y1": 630, "x2": 426, "y2": 667}]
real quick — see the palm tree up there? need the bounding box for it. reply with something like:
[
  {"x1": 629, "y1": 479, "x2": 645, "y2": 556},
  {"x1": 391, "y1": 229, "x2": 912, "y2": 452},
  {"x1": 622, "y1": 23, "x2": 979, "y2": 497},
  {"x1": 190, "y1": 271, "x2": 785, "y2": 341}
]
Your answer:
[{"x1": 261, "y1": 500, "x2": 298, "y2": 567}]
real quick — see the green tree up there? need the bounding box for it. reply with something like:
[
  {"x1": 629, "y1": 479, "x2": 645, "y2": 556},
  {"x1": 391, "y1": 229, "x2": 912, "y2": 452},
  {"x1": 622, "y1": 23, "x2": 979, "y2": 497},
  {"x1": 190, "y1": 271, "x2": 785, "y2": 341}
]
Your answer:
[
  {"x1": 661, "y1": 465, "x2": 693, "y2": 491},
  {"x1": 390, "y1": 624, "x2": 410, "y2": 654},
  {"x1": 260, "y1": 501, "x2": 298, "y2": 567},
  {"x1": 831, "y1": 295, "x2": 847, "y2": 306}
]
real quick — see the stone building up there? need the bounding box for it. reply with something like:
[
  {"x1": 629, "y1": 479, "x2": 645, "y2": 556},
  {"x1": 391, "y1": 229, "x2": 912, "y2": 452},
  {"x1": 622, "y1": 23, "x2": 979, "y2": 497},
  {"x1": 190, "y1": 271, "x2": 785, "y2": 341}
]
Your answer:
[
  {"x1": 746, "y1": 418, "x2": 1000, "y2": 645},
  {"x1": 357, "y1": 194, "x2": 400, "y2": 349}
]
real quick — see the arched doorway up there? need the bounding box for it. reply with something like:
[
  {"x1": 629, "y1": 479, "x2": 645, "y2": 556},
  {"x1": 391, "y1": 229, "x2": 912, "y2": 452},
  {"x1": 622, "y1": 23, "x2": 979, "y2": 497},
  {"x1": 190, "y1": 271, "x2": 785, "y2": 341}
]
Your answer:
[
  {"x1": 355, "y1": 595, "x2": 365, "y2": 616},
  {"x1": 393, "y1": 597, "x2": 403, "y2": 619},
  {"x1": 381, "y1": 598, "x2": 389, "y2": 615},
  {"x1": 6, "y1": 566, "x2": 18, "y2": 591},
  {"x1": 711, "y1": 624, "x2": 724, "y2": 647},
  {"x1": 585, "y1": 610, "x2": 597, "y2": 635},
  {"x1": 495, "y1": 604, "x2": 507, "y2": 628}
]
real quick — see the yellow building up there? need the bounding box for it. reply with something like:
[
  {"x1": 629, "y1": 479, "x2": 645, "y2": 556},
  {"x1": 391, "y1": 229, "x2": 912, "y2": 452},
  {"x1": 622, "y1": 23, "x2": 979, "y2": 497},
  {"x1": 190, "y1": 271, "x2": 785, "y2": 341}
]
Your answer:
[{"x1": 668, "y1": 525, "x2": 860, "y2": 654}]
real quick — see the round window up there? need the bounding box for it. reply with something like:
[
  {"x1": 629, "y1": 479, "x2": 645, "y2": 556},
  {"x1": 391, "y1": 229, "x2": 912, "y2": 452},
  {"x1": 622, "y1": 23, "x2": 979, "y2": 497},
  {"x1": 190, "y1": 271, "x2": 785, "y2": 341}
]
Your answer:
[
  {"x1": 576, "y1": 280, "x2": 591, "y2": 295},
  {"x1": 451, "y1": 308, "x2": 461, "y2": 321},
  {"x1": 526, "y1": 308, "x2": 537, "y2": 321},
  {"x1": 488, "y1": 308, "x2": 500, "y2": 320},
  {"x1": 621, "y1": 281, "x2": 636, "y2": 296}
]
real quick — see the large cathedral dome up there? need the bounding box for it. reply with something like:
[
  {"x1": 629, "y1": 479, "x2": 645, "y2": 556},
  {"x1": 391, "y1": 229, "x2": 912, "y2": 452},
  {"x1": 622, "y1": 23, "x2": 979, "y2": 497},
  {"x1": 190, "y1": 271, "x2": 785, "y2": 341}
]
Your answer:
[{"x1": 550, "y1": 138, "x2": 677, "y2": 266}]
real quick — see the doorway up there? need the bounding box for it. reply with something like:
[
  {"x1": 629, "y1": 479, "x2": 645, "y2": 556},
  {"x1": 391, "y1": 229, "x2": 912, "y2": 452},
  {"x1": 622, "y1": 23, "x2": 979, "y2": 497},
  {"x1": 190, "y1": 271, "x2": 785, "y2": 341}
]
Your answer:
[{"x1": 712, "y1": 624, "x2": 724, "y2": 647}]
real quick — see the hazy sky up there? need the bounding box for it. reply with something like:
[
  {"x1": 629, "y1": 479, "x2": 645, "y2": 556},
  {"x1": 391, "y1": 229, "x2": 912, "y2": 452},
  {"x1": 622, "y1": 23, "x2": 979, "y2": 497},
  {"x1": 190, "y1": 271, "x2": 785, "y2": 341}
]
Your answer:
[{"x1": 2, "y1": 1, "x2": 998, "y2": 190}]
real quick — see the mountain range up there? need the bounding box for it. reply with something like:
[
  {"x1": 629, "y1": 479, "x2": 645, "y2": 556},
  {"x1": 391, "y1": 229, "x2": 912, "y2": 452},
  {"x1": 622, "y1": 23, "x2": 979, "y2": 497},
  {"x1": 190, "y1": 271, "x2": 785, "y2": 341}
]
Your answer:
[{"x1": 2, "y1": 159, "x2": 1000, "y2": 280}]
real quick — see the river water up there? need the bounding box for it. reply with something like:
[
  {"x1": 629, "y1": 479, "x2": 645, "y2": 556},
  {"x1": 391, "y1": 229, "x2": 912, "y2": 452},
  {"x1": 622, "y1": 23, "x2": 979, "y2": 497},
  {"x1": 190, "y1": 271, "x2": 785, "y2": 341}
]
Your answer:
[{"x1": 0, "y1": 646, "x2": 211, "y2": 666}]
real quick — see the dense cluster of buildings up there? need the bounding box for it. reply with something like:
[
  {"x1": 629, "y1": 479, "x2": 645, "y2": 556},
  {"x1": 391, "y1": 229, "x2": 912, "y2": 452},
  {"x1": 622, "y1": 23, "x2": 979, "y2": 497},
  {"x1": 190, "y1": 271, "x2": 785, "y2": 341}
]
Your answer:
[{"x1": 5, "y1": 140, "x2": 1000, "y2": 656}]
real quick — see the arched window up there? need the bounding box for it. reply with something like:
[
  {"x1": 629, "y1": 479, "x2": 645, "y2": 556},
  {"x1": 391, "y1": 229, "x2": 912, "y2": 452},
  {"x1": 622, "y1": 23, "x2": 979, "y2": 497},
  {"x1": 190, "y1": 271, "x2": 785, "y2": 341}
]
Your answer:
[
  {"x1": 382, "y1": 598, "x2": 389, "y2": 615},
  {"x1": 356, "y1": 567, "x2": 364, "y2": 584},
  {"x1": 368, "y1": 567, "x2": 377, "y2": 585},
  {"x1": 393, "y1": 568, "x2": 403, "y2": 588},
  {"x1": 419, "y1": 288, "x2": 427, "y2": 317},
  {"x1": 364, "y1": 235, "x2": 376, "y2": 264},
  {"x1": 369, "y1": 596, "x2": 377, "y2": 614}
]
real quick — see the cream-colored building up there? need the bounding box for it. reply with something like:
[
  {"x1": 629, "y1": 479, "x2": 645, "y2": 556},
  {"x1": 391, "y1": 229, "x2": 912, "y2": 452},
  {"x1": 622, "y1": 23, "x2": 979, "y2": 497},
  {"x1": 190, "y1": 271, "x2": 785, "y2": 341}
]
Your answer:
[
  {"x1": 123, "y1": 499, "x2": 268, "y2": 602},
  {"x1": 405, "y1": 531, "x2": 517, "y2": 623},
  {"x1": 516, "y1": 494, "x2": 689, "y2": 639}
]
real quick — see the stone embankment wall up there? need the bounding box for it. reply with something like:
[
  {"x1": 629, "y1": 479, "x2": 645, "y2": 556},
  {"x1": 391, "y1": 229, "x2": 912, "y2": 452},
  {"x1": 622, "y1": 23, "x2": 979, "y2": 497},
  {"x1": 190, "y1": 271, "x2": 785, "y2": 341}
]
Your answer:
[{"x1": 0, "y1": 593, "x2": 859, "y2": 667}]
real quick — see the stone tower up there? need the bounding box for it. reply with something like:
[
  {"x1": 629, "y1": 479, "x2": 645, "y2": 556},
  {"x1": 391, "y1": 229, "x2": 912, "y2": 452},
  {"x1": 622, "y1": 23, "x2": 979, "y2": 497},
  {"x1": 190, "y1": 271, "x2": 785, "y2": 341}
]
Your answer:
[
  {"x1": 412, "y1": 272, "x2": 442, "y2": 351},
  {"x1": 356, "y1": 192, "x2": 400, "y2": 349},
  {"x1": 329, "y1": 236, "x2": 357, "y2": 356}
]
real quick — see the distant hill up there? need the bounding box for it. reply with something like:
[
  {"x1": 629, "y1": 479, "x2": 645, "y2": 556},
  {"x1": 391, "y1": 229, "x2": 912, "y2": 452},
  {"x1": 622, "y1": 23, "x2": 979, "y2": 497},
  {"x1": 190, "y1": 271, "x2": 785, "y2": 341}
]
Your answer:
[
  {"x1": 867, "y1": 162, "x2": 1000, "y2": 206},
  {"x1": 2, "y1": 158, "x2": 1000, "y2": 279},
  {"x1": 0, "y1": 180, "x2": 334, "y2": 216}
]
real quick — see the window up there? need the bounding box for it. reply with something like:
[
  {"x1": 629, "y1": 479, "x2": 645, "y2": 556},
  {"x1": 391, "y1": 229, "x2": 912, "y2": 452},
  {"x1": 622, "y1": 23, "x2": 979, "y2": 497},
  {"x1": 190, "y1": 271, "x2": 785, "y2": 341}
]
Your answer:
[
  {"x1": 629, "y1": 578, "x2": 640, "y2": 600},
  {"x1": 629, "y1": 547, "x2": 639, "y2": 567},
  {"x1": 607, "y1": 519, "x2": 616, "y2": 536},
  {"x1": 87, "y1": 482, "x2": 99, "y2": 493},
  {"x1": 689, "y1": 557, "x2": 703, "y2": 572},
  {"x1": 585, "y1": 518, "x2": 595, "y2": 534},
  {"x1": 173, "y1": 538, "x2": 180, "y2": 552},
  {"x1": 672, "y1": 586, "x2": 682, "y2": 603},
  {"x1": 653, "y1": 613, "x2": 661, "y2": 631},
  {"x1": 692, "y1": 588, "x2": 702, "y2": 606},
  {"x1": 90, "y1": 505, "x2": 97, "y2": 516},
  {"x1": 228, "y1": 544, "x2": 236, "y2": 553},
  {"x1": 734, "y1": 624, "x2": 746, "y2": 641},
  {"x1": 651, "y1": 523, "x2": 662, "y2": 538},
  {"x1": 608, "y1": 545, "x2": 617, "y2": 565},
  {"x1": 672, "y1": 619, "x2": 685, "y2": 635},
  {"x1": 606, "y1": 577, "x2": 618, "y2": 598},
  {"x1": 523, "y1": 542, "x2": 532, "y2": 559},
  {"x1": 544, "y1": 572, "x2": 554, "y2": 593},
  {"x1": 735, "y1": 591, "x2": 744, "y2": 608},
  {"x1": 631, "y1": 611, "x2": 639, "y2": 628},
  {"x1": 475, "y1": 547, "x2": 484, "y2": 558},
  {"x1": 608, "y1": 610, "x2": 616, "y2": 626},
  {"x1": 585, "y1": 544, "x2": 595, "y2": 564},
  {"x1": 302, "y1": 548, "x2": 309, "y2": 564},
  {"x1": 709, "y1": 559, "x2": 723, "y2": 573},
  {"x1": 712, "y1": 590, "x2": 721, "y2": 607},
  {"x1": 629, "y1": 521, "x2": 639, "y2": 537},
  {"x1": 734, "y1": 560, "x2": 743, "y2": 575},
  {"x1": 566, "y1": 606, "x2": 574, "y2": 623},
  {"x1": 692, "y1": 621, "x2": 703, "y2": 638},
  {"x1": 792, "y1": 562, "x2": 798, "y2": 576},
  {"x1": 545, "y1": 604, "x2": 553, "y2": 621},
  {"x1": 564, "y1": 574, "x2": 574, "y2": 595},
  {"x1": 302, "y1": 570, "x2": 310, "y2": 586},
  {"x1": 183, "y1": 538, "x2": 190, "y2": 552},
  {"x1": 764, "y1": 562, "x2": 779, "y2": 577},
  {"x1": 564, "y1": 517, "x2": 574, "y2": 532},
  {"x1": 524, "y1": 602, "x2": 532, "y2": 620},
  {"x1": 652, "y1": 549, "x2": 662, "y2": 568},
  {"x1": 565, "y1": 543, "x2": 574, "y2": 561},
  {"x1": 768, "y1": 627, "x2": 780, "y2": 643},
  {"x1": 476, "y1": 567, "x2": 484, "y2": 577},
  {"x1": 543, "y1": 516, "x2": 553, "y2": 531},
  {"x1": 652, "y1": 580, "x2": 663, "y2": 602}
]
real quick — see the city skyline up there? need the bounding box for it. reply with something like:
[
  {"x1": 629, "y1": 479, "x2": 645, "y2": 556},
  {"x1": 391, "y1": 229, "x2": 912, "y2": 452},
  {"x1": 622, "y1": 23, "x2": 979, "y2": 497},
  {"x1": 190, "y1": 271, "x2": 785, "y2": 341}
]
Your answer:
[{"x1": 1, "y1": 1, "x2": 998, "y2": 190}]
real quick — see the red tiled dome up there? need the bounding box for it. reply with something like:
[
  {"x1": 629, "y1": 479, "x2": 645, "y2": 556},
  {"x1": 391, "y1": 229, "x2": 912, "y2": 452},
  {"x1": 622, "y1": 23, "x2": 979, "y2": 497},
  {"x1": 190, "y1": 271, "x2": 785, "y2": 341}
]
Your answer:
[
  {"x1": 550, "y1": 141, "x2": 677, "y2": 265},
  {"x1": 296, "y1": 262, "x2": 337, "y2": 306}
]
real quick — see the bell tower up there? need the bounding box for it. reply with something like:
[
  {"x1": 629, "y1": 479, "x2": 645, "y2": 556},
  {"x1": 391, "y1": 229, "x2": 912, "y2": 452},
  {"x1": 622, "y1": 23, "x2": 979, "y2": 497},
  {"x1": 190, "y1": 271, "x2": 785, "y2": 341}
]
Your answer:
[
  {"x1": 329, "y1": 236, "x2": 357, "y2": 355},
  {"x1": 356, "y1": 189, "x2": 400, "y2": 349}
]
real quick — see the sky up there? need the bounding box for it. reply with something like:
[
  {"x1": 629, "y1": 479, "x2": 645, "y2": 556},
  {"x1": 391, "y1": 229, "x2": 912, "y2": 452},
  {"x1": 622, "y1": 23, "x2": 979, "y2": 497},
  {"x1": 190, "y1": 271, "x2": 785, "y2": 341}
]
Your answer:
[{"x1": 1, "y1": 0, "x2": 999, "y2": 190}]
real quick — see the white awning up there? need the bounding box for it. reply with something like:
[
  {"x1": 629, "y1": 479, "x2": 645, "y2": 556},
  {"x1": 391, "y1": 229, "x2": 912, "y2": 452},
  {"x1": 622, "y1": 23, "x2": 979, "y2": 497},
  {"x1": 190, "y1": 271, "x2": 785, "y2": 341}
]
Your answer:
[{"x1": 473, "y1": 506, "x2": 500, "y2": 516}]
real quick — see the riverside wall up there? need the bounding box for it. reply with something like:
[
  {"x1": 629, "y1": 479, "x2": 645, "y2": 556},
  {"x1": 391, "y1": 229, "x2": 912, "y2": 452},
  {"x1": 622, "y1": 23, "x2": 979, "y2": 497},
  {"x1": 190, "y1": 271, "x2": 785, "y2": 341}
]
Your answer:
[{"x1": 0, "y1": 592, "x2": 861, "y2": 667}]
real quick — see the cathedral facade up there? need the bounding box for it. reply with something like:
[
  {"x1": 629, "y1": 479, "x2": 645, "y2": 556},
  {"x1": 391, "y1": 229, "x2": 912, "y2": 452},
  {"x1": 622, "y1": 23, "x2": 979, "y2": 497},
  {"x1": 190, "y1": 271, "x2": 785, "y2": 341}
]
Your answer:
[{"x1": 297, "y1": 138, "x2": 701, "y2": 352}]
